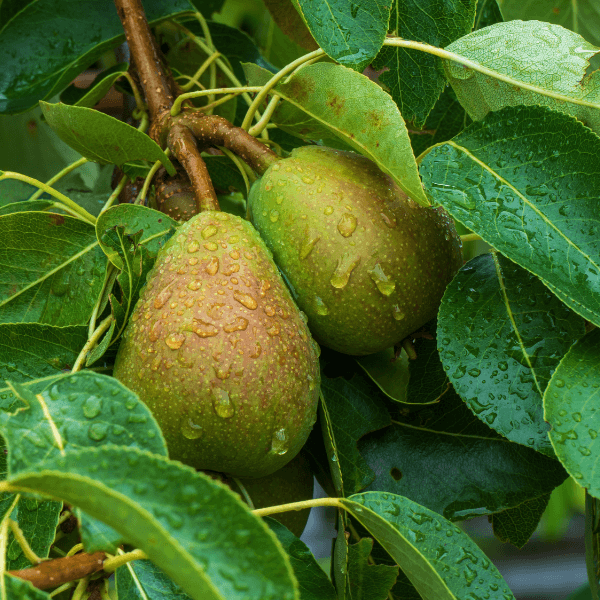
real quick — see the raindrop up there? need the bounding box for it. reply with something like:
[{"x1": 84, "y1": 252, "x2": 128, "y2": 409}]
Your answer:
[
  {"x1": 201, "y1": 225, "x2": 218, "y2": 239},
  {"x1": 572, "y1": 412, "x2": 582, "y2": 422},
  {"x1": 330, "y1": 253, "x2": 360, "y2": 289},
  {"x1": 299, "y1": 231, "x2": 321, "y2": 259},
  {"x1": 88, "y1": 423, "x2": 108, "y2": 441},
  {"x1": 191, "y1": 319, "x2": 219, "y2": 338},
  {"x1": 213, "y1": 388, "x2": 234, "y2": 419},
  {"x1": 579, "y1": 446, "x2": 592, "y2": 456},
  {"x1": 269, "y1": 210, "x2": 280, "y2": 223},
  {"x1": 187, "y1": 241, "x2": 200, "y2": 253},
  {"x1": 313, "y1": 296, "x2": 329, "y2": 315},
  {"x1": 233, "y1": 290, "x2": 258, "y2": 309},
  {"x1": 337, "y1": 213, "x2": 357, "y2": 237},
  {"x1": 324, "y1": 206, "x2": 334, "y2": 215},
  {"x1": 498, "y1": 361, "x2": 508, "y2": 372},
  {"x1": 166, "y1": 333, "x2": 186, "y2": 349},
  {"x1": 270, "y1": 428, "x2": 289, "y2": 455},
  {"x1": 554, "y1": 379, "x2": 565, "y2": 388},
  {"x1": 392, "y1": 305, "x2": 405, "y2": 321},
  {"x1": 181, "y1": 416, "x2": 203, "y2": 439},
  {"x1": 205, "y1": 257, "x2": 219, "y2": 276},
  {"x1": 369, "y1": 264, "x2": 395, "y2": 296},
  {"x1": 83, "y1": 396, "x2": 102, "y2": 419}
]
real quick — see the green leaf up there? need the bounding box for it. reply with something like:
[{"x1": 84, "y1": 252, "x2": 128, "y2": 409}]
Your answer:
[
  {"x1": 205, "y1": 155, "x2": 251, "y2": 197},
  {"x1": 0, "y1": 200, "x2": 58, "y2": 216},
  {"x1": 116, "y1": 558, "x2": 192, "y2": 600},
  {"x1": 266, "y1": 518, "x2": 337, "y2": 600},
  {"x1": 497, "y1": 0, "x2": 600, "y2": 47},
  {"x1": 261, "y1": 62, "x2": 428, "y2": 205},
  {"x1": 489, "y1": 494, "x2": 550, "y2": 549},
  {"x1": 544, "y1": 329, "x2": 600, "y2": 497},
  {"x1": 419, "y1": 105, "x2": 600, "y2": 328},
  {"x1": 473, "y1": 0, "x2": 503, "y2": 30},
  {"x1": 40, "y1": 103, "x2": 175, "y2": 175},
  {"x1": 444, "y1": 20, "x2": 600, "y2": 134},
  {"x1": 6, "y1": 446, "x2": 299, "y2": 600},
  {"x1": 355, "y1": 349, "x2": 409, "y2": 404},
  {"x1": 85, "y1": 318, "x2": 116, "y2": 367},
  {"x1": 0, "y1": 0, "x2": 195, "y2": 114},
  {"x1": 2, "y1": 373, "x2": 166, "y2": 475},
  {"x1": 294, "y1": 0, "x2": 390, "y2": 71},
  {"x1": 342, "y1": 492, "x2": 515, "y2": 600},
  {"x1": 60, "y1": 63, "x2": 129, "y2": 108},
  {"x1": 0, "y1": 212, "x2": 107, "y2": 325},
  {"x1": 6, "y1": 497, "x2": 61, "y2": 570},
  {"x1": 3, "y1": 574, "x2": 51, "y2": 599},
  {"x1": 320, "y1": 372, "x2": 391, "y2": 496},
  {"x1": 438, "y1": 252, "x2": 584, "y2": 456},
  {"x1": 359, "y1": 385, "x2": 568, "y2": 520},
  {"x1": 373, "y1": 0, "x2": 477, "y2": 128},
  {"x1": 96, "y1": 204, "x2": 178, "y2": 269},
  {"x1": 347, "y1": 537, "x2": 399, "y2": 600}
]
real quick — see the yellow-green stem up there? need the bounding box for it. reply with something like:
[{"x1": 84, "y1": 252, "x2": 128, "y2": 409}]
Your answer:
[
  {"x1": 122, "y1": 71, "x2": 146, "y2": 115},
  {"x1": 217, "y1": 146, "x2": 253, "y2": 196},
  {"x1": 460, "y1": 233, "x2": 482, "y2": 243},
  {"x1": 248, "y1": 94, "x2": 281, "y2": 137},
  {"x1": 8, "y1": 519, "x2": 43, "y2": 565},
  {"x1": 137, "y1": 148, "x2": 171, "y2": 205},
  {"x1": 29, "y1": 157, "x2": 89, "y2": 201},
  {"x1": 72, "y1": 315, "x2": 114, "y2": 373},
  {"x1": 173, "y1": 86, "x2": 263, "y2": 114},
  {"x1": 71, "y1": 575, "x2": 90, "y2": 600},
  {"x1": 103, "y1": 549, "x2": 148, "y2": 573},
  {"x1": 49, "y1": 582, "x2": 76, "y2": 597},
  {"x1": 100, "y1": 174, "x2": 128, "y2": 215},
  {"x1": 0, "y1": 173, "x2": 96, "y2": 225},
  {"x1": 253, "y1": 497, "x2": 341, "y2": 518},
  {"x1": 180, "y1": 50, "x2": 221, "y2": 92}
]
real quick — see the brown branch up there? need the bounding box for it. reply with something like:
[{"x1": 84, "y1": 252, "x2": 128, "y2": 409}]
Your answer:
[
  {"x1": 8, "y1": 552, "x2": 106, "y2": 590},
  {"x1": 179, "y1": 114, "x2": 280, "y2": 175},
  {"x1": 168, "y1": 124, "x2": 220, "y2": 212},
  {"x1": 114, "y1": 0, "x2": 173, "y2": 128}
]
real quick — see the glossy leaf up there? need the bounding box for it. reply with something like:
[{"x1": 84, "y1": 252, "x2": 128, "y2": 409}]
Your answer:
[
  {"x1": 497, "y1": 0, "x2": 600, "y2": 47},
  {"x1": 359, "y1": 384, "x2": 568, "y2": 520},
  {"x1": 3, "y1": 575, "x2": 51, "y2": 599},
  {"x1": 489, "y1": 494, "x2": 550, "y2": 548},
  {"x1": 0, "y1": 0, "x2": 195, "y2": 114},
  {"x1": 544, "y1": 329, "x2": 600, "y2": 498},
  {"x1": 420, "y1": 105, "x2": 600, "y2": 328},
  {"x1": 473, "y1": 0, "x2": 503, "y2": 30},
  {"x1": 0, "y1": 212, "x2": 107, "y2": 325},
  {"x1": 116, "y1": 558, "x2": 191, "y2": 600},
  {"x1": 40, "y1": 103, "x2": 175, "y2": 175},
  {"x1": 60, "y1": 63, "x2": 129, "y2": 108},
  {"x1": 0, "y1": 200, "x2": 56, "y2": 216},
  {"x1": 373, "y1": 0, "x2": 477, "y2": 128},
  {"x1": 294, "y1": 0, "x2": 390, "y2": 71},
  {"x1": 437, "y1": 252, "x2": 584, "y2": 456},
  {"x1": 96, "y1": 204, "x2": 177, "y2": 269},
  {"x1": 5, "y1": 446, "x2": 298, "y2": 600},
  {"x1": 347, "y1": 537, "x2": 399, "y2": 600},
  {"x1": 247, "y1": 62, "x2": 428, "y2": 205},
  {"x1": 320, "y1": 372, "x2": 391, "y2": 496},
  {"x1": 355, "y1": 349, "x2": 409, "y2": 404},
  {"x1": 342, "y1": 492, "x2": 515, "y2": 600},
  {"x1": 266, "y1": 518, "x2": 337, "y2": 600},
  {"x1": 444, "y1": 20, "x2": 600, "y2": 134}
]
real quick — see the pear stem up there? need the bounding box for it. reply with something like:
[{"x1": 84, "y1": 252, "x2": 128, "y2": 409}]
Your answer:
[
  {"x1": 460, "y1": 233, "x2": 482, "y2": 243},
  {"x1": 253, "y1": 497, "x2": 342, "y2": 517}
]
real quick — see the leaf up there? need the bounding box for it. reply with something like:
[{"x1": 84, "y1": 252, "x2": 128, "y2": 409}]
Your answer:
[
  {"x1": 0, "y1": 212, "x2": 107, "y2": 325},
  {"x1": 342, "y1": 492, "x2": 516, "y2": 600},
  {"x1": 355, "y1": 349, "x2": 409, "y2": 404},
  {"x1": 3, "y1": 574, "x2": 51, "y2": 599},
  {"x1": 320, "y1": 372, "x2": 391, "y2": 496},
  {"x1": 347, "y1": 537, "x2": 399, "y2": 600},
  {"x1": 359, "y1": 384, "x2": 568, "y2": 520},
  {"x1": 255, "y1": 62, "x2": 428, "y2": 205},
  {"x1": 443, "y1": 20, "x2": 600, "y2": 134},
  {"x1": 294, "y1": 0, "x2": 390, "y2": 71},
  {"x1": 85, "y1": 318, "x2": 116, "y2": 367},
  {"x1": 2, "y1": 373, "x2": 166, "y2": 474},
  {"x1": 419, "y1": 105, "x2": 600, "y2": 328},
  {"x1": 373, "y1": 0, "x2": 477, "y2": 128},
  {"x1": 544, "y1": 329, "x2": 600, "y2": 498},
  {"x1": 6, "y1": 497, "x2": 61, "y2": 570},
  {"x1": 262, "y1": 0, "x2": 318, "y2": 52},
  {"x1": 116, "y1": 558, "x2": 192, "y2": 600},
  {"x1": 489, "y1": 494, "x2": 550, "y2": 549},
  {"x1": 437, "y1": 252, "x2": 584, "y2": 456},
  {"x1": 473, "y1": 0, "x2": 503, "y2": 30},
  {"x1": 96, "y1": 204, "x2": 178, "y2": 269},
  {"x1": 0, "y1": 0, "x2": 195, "y2": 114},
  {"x1": 40, "y1": 103, "x2": 175, "y2": 175},
  {"x1": 204, "y1": 155, "x2": 251, "y2": 197},
  {"x1": 266, "y1": 518, "x2": 337, "y2": 600},
  {"x1": 0, "y1": 200, "x2": 56, "y2": 216},
  {"x1": 497, "y1": 0, "x2": 600, "y2": 47},
  {"x1": 5, "y1": 446, "x2": 299, "y2": 600},
  {"x1": 60, "y1": 63, "x2": 129, "y2": 108}
]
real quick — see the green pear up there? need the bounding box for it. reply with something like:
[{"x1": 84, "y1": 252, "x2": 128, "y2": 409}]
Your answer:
[
  {"x1": 230, "y1": 452, "x2": 314, "y2": 538},
  {"x1": 113, "y1": 211, "x2": 321, "y2": 478},
  {"x1": 248, "y1": 146, "x2": 463, "y2": 355}
]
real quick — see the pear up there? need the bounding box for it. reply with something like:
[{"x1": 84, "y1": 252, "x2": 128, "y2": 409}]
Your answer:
[
  {"x1": 248, "y1": 146, "x2": 463, "y2": 355},
  {"x1": 229, "y1": 452, "x2": 314, "y2": 537},
  {"x1": 113, "y1": 211, "x2": 320, "y2": 478}
]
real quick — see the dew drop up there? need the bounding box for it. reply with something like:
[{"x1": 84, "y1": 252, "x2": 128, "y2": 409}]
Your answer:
[
  {"x1": 233, "y1": 290, "x2": 258, "y2": 309},
  {"x1": 191, "y1": 319, "x2": 219, "y2": 338},
  {"x1": 201, "y1": 225, "x2": 218, "y2": 239},
  {"x1": 223, "y1": 317, "x2": 249, "y2": 333},
  {"x1": 573, "y1": 412, "x2": 582, "y2": 422},
  {"x1": 392, "y1": 305, "x2": 405, "y2": 321},
  {"x1": 337, "y1": 213, "x2": 357, "y2": 237},
  {"x1": 187, "y1": 241, "x2": 200, "y2": 253},
  {"x1": 324, "y1": 206, "x2": 334, "y2": 215},
  {"x1": 212, "y1": 388, "x2": 234, "y2": 418},
  {"x1": 153, "y1": 286, "x2": 173, "y2": 309},
  {"x1": 267, "y1": 322, "x2": 281, "y2": 336},
  {"x1": 205, "y1": 257, "x2": 219, "y2": 276},
  {"x1": 369, "y1": 264, "x2": 395, "y2": 296},
  {"x1": 498, "y1": 361, "x2": 508, "y2": 372},
  {"x1": 380, "y1": 212, "x2": 397, "y2": 228},
  {"x1": 313, "y1": 296, "x2": 329, "y2": 315},
  {"x1": 204, "y1": 242, "x2": 218, "y2": 251},
  {"x1": 88, "y1": 423, "x2": 108, "y2": 441},
  {"x1": 299, "y1": 231, "x2": 321, "y2": 259},
  {"x1": 181, "y1": 416, "x2": 203, "y2": 439},
  {"x1": 330, "y1": 253, "x2": 360, "y2": 289},
  {"x1": 83, "y1": 396, "x2": 102, "y2": 419},
  {"x1": 271, "y1": 428, "x2": 289, "y2": 455},
  {"x1": 554, "y1": 378, "x2": 565, "y2": 388},
  {"x1": 579, "y1": 446, "x2": 592, "y2": 456},
  {"x1": 269, "y1": 210, "x2": 280, "y2": 223},
  {"x1": 166, "y1": 333, "x2": 186, "y2": 349}
]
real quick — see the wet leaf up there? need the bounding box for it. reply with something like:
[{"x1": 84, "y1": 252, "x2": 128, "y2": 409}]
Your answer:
[
  {"x1": 0, "y1": 0, "x2": 195, "y2": 114},
  {"x1": 4, "y1": 446, "x2": 299, "y2": 600},
  {"x1": 0, "y1": 212, "x2": 107, "y2": 325},
  {"x1": 544, "y1": 329, "x2": 600, "y2": 498},
  {"x1": 444, "y1": 20, "x2": 600, "y2": 134},
  {"x1": 294, "y1": 0, "x2": 390, "y2": 71},
  {"x1": 347, "y1": 537, "x2": 399, "y2": 600},
  {"x1": 245, "y1": 62, "x2": 428, "y2": 205},
  {"x1": 3, "y1": 575, "x2": 50, "y2": 599},
  {"x1": 60, "y1": 63, "x2": 129, "y2": 108},
  {"x1": 116, "y1": 558, "x2": 191, "y2": 600},
  {"x1": 489, "y1": 494, "x2": 550, "y2": 548},
  {"x1": 0, "y1": 200, "x2": 56, "y2": 216},
  {"x1": 420, "y1": 105, "x2": 600, "y2": 328},
  {"x1": 438, "y1": 252, "x2": 584, "y2": 456},
  {"x1": 355, "y1": 349, "x2": 409, "y2": 404},
  {"x1": 40, "y1": 103, "x2": 175, "y2": 175},
  {"x1": 342, "y1": 492, "x2": 516, "y2": 600},
  {"x1": 373, "y1": 0, "x2": 477, "y2": 128}
]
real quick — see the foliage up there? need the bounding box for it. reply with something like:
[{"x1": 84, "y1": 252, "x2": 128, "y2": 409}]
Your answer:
[{"x1": 0, "y1": 0, "x2": 599, "y2": 598}]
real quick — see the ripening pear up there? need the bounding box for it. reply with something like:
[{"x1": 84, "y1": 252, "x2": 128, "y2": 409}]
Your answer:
[
  {"x1": 248, "y1": 146, "x2": 463, "y2": 355},
  {"x1": 113, "y1": 211, "x2": 321, "y2": 478}
]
